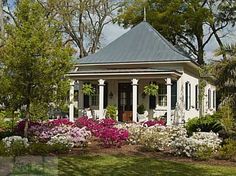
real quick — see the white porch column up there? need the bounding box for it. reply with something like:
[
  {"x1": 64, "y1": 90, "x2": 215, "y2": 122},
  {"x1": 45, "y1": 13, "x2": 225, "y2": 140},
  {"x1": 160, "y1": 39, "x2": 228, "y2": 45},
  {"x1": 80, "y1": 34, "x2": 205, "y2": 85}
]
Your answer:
[
  {"x1": 166, "y1": 78, "x2": 172, "y2": 125},
  {"x1": 132, "y1": 79, "x2": 139, "y2": 122},
  {"x1": 98, "y1": 79, "x2": 105, "y2": 119},
  {"x1": 69, "y1": 81, "x2": 75, "y2": 122}
]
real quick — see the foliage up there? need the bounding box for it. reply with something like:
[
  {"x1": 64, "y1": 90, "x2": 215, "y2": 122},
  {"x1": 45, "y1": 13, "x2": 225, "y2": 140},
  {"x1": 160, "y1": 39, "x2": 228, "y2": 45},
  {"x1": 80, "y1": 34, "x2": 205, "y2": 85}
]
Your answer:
[
  {"x1": 0, "y1": 130, "x2": 15, "y2": 140},
  {"x1": 2, "y1": 136, "x2": 29, "y2": 156},
  {"x1": 105, "y1": 105, "x2": 117, "y2": 120},
  {"x1": 117, "y1": 0, "x2": 236, "y2": 64},
  {"x1": 0, "y1": 141, "x2": 7, "y2": 156},
  {"x1": 216, "y1": 139, "x2": 236, "y2": 161},
  {"x1": 216, "y1": 103, "x2": 235, "y2": 133},
  {"x1": 0, "y1": 0, "x2": 73, "y2": 137},
  {"x1": 212, "y1": 45, "x2": 236, "y2": 116},
  {"x1": 137, "y1": 104, "x2": 145, "y2": 114},
  {"x1": 143, "y1": 83, "x2": 158, "y2": 96},
  {"x1": 29, "y1": 142, "x2": 54, "y2": 156},
  {"x1": 38, "y1": 0, "x2": 121, "y2": 58},
  {"x1": 185, "y1": 115, "x2": 223, "y2": 135},
  {"x1": 82, "y1": 83, "x2": 95, "y2": 96}
]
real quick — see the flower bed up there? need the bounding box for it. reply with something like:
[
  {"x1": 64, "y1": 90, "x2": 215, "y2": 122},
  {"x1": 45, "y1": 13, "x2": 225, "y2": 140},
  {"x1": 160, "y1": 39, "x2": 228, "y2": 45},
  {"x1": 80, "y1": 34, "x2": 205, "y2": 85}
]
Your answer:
[{"x1": 75, "y1": 116, "x2": 129, "y2": 147}]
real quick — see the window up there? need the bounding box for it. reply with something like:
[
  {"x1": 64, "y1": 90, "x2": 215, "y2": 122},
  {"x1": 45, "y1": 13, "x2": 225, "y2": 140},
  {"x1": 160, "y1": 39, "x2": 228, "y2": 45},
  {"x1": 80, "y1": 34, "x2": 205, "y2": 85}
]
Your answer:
[
  {"x1": 208, "y1": 89, "x2": 211, "y2": 109},
  {"x1": 185, "y1": 82, "x2": 191, "y2": 110},
  {"x1": 195, "y1": 85, "x2": 199, "y2": 110},
  {"x1": 149, "y1": 95, "x2": 156, "y2": 109},
  {"x1": 158, "y1": 84, "x2": 167, "y2": 106},
  {"x1": 90, "y1": 84, "x2": 98, "y2": 106},
  {"x1": 213, "y1": 90, "x2": 216, "y2": 108}
]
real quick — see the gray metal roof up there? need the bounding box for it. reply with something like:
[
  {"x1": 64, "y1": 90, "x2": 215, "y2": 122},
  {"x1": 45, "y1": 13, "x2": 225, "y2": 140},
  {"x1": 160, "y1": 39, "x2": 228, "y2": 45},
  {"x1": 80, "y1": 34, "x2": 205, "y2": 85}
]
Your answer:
[{"x1": 77, "y1": 22, "x2": 192, "y2": 64}]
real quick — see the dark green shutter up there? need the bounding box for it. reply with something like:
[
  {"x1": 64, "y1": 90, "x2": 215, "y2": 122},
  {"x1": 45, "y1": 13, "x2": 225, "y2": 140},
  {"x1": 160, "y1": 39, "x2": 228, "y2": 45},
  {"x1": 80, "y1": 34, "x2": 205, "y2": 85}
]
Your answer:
[
  {"x1": 171, "y1": 81, "x2": 177, "y2": 110},
  {"x1": 104, "y1": 83, "x2": 108, "y2": 108}
]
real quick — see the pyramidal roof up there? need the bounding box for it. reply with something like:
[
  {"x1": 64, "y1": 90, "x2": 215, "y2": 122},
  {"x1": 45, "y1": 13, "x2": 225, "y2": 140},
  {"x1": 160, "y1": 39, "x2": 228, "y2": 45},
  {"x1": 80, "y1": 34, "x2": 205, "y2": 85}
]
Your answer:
[{"x1": 77, "y1": 22, "x2": 193, "y2": 64}]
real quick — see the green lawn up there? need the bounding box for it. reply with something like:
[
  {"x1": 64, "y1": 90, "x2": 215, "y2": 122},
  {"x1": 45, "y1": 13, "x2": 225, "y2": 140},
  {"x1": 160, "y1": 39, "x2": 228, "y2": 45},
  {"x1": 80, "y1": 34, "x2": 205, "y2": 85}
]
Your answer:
[{"x1": 11, "y1": 155, "x2": 236, "y2": 176}]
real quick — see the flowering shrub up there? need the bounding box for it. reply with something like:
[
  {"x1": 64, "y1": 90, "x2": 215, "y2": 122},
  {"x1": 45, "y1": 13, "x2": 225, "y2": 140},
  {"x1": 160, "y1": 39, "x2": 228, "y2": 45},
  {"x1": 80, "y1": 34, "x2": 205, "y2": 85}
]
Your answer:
[
  {"x1": 170, "y1": 131, "x2": 222, "y2": 159},
  {"x1": 15, "y1": 120, "x2": 41, "y2": 136},
  {"x1": 139, "y1": 126, "x2": 187, "y2": 151},
  {"x1": 48, "y1": 118, "x2": 74, "y2": 127},
  {"x1": 29, "y1": 123, "x2": 91, "y2": 148},
  {"x1": 2, "y1": 136, "x2": 29, "y2": 156},
  {"x1": 116, "y1": 123, "x2": 145, "y2": 145},
  {"x1": 142, "y1": 119, "x2": 165, "y2": 127},
  {"x1": 75, "y1": 116, "x2": 128, "y2": 147}
]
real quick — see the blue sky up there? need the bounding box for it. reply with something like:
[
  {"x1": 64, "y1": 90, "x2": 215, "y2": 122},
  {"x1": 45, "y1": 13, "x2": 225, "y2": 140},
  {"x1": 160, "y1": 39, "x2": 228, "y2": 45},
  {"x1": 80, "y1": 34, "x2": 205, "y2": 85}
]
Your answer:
[{"x1": 102, "y1": 23, "x2": 236, "y2": 61}]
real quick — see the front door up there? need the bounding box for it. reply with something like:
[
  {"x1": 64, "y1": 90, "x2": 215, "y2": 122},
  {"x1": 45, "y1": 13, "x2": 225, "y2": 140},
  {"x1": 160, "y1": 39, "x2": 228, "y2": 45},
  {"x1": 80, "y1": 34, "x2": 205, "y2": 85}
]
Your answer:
[{"x1": 118, "y1": 83, "x2": 132, "y2": 122}]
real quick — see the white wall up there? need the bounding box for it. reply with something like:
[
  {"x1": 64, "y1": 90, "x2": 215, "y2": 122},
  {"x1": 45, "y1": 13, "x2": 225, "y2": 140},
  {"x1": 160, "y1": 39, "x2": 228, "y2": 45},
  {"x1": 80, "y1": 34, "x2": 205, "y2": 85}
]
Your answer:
[
  {"x1": 179, "y1": 71, "x2": 200, "y2": 121},
  {"x1": 203, "y1": 82, "x2": 217, "y2": 116}
]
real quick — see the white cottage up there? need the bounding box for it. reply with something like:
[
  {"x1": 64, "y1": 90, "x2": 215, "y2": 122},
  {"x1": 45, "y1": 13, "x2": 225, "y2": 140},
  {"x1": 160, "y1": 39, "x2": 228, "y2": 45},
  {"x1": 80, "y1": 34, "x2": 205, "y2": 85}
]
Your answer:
[{"x1": 67, "y1": 21, "x2": 216, "y2": 125}]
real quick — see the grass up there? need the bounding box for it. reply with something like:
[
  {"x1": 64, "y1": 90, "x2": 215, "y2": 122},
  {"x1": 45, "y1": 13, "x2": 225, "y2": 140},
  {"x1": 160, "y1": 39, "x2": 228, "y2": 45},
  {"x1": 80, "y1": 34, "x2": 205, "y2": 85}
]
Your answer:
[{"x1": 8, "y1": 154, "x2": 236, "y2": 176}]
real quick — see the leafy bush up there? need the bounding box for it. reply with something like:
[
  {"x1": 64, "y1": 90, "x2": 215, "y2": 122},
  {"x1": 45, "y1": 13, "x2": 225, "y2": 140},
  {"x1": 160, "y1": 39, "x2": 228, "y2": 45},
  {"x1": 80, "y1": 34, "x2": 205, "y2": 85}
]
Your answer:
[
  {"x1": 106, "y1": 105, "x2": 117, "y2": 120},
  {"x1": 0, "y1": 130, "x2": 15, "y2": 140},
  {"x1": 0, "y1": 141, "x2": 7, "y2": 156},
  {"x1": 216, "y1": 139, "x2": 236, "y2": 161},
  {"x1": 2, "y1": 136, "x2": 29, "y2": 156},
  {"x1": 29, "y1": 142, "x2": 53, "y2": 155},
  {"x1": 185, "y1": 115, "x2": 223, "y2": 135}
]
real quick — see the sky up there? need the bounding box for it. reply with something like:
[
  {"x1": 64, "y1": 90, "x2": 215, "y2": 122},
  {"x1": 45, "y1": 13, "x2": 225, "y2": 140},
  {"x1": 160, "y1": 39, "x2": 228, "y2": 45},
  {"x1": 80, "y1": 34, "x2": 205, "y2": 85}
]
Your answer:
[{"x1": 102, "y1": 22, "x2": 236, "y2": 61}]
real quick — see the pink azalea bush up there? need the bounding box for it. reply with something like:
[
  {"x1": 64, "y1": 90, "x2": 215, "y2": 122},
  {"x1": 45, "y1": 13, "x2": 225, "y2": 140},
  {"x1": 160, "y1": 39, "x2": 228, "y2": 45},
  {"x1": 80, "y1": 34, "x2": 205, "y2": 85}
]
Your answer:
[
  {"x1": 75, "y1": 116, "x2": 129, "y2": 147},
  {"x1": 16, "y1": 119, "x2": 91, "y2": 148},
  {"x1": 142, "y1": 119, "x2": 166, "y2": 127}
]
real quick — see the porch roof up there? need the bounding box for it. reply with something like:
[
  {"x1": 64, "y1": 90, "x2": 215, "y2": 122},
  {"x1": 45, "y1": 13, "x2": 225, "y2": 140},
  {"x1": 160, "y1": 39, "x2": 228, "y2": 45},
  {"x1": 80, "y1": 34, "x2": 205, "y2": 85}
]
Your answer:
[
  {"x1": 76, "y1": 22, "x2": 195, "y2": 65},
  {"x1": 68, "y1": 68, "x2": 182, "y2": 80}
]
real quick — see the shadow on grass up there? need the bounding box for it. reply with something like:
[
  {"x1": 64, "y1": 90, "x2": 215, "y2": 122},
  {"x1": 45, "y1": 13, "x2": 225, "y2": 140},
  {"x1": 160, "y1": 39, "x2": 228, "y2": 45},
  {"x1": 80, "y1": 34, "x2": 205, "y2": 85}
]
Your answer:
[{"x1": 58, "y1": 154, "x2": 236, "y2": 176}]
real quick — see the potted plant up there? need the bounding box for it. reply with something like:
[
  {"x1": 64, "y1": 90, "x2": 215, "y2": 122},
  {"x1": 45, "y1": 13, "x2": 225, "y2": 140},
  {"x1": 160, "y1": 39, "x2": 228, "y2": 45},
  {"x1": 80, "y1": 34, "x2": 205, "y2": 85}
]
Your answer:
[
  {"x1": 105, "y1": 105, "x2": 117, "y2": 120},
  {"x1": 143, "y1": 83, "x2": 159, "y2": 96},
  {"x1": 137, "y1": 104, "x2": 148, "y2": 122}
]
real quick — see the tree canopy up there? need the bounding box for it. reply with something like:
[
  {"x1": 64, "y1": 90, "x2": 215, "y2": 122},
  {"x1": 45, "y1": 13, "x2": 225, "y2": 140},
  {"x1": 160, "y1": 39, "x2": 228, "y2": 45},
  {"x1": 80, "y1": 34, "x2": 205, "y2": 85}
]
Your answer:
[
  {"x1": 0, "y1": 0, "x2": 73, "y2": 135},
  {"x1": 117, "y1": 0, "x2": 236, "y2": 65}
]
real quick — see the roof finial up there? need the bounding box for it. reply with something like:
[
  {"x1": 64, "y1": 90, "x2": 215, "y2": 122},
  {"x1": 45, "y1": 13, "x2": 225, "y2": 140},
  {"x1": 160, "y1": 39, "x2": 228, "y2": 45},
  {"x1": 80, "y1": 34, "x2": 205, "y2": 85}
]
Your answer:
[{"x1": 143, "y1": 7, "x2": 146, "y2": 22}]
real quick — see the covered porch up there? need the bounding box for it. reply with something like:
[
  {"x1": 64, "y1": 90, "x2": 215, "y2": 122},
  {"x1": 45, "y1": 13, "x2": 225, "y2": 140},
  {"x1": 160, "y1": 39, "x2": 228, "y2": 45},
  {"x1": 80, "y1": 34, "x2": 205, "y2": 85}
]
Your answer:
[{"x1": 68, "y1": 69, "x2": 182, "y2": 125}]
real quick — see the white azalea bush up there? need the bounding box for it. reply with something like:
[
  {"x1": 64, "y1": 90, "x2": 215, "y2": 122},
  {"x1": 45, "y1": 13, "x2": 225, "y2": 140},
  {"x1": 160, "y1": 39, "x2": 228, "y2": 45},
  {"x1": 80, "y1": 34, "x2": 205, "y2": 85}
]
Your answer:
[
  {"x1": 139, "y1": 125, "x2": 187, "y2": 151},
  {"x1": 115, "y1": 123, "x2": 146, "y2": 144},
  {"x1": 2, "y1": 136, "x2": 29, "y2": 156},
  {"x1": 170, "y1": 131, "x2": 222, "y2": 160}
]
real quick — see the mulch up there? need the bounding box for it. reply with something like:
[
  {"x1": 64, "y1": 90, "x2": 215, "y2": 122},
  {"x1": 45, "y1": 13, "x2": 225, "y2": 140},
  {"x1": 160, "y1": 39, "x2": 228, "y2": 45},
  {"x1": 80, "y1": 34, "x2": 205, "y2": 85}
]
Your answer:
[{"x1": 66, "y1": 140, "x2": 236, "y2": 167}]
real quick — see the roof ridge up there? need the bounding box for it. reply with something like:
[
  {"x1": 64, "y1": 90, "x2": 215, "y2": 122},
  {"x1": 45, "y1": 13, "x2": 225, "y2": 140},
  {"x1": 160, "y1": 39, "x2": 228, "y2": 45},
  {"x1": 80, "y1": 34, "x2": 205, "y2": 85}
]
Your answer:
[{"x1": 143, "y1": 22, "x2": 191, "y2": 60}]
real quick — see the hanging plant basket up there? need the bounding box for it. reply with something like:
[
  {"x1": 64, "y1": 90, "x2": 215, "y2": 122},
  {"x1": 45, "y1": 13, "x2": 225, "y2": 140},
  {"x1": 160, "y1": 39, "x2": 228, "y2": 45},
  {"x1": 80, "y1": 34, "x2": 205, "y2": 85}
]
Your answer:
[
  {"x1": 144, "y1": 83, "x2": 159, "y2": 96},
  {"x1": 82, "y1": 83, "x2": 95, "y2": 96}
]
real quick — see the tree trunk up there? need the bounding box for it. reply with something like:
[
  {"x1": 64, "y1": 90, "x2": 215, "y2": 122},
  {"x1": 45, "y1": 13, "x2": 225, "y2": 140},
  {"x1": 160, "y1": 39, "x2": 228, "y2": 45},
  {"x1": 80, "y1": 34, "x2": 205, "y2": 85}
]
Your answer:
[
  {"x1": 23, "y1": 104, "x2": 30, "y2": 137},
  {"x1": 197, "y1": 35, "x2": 204, "y2": 65},
  {"x1": 211, "y1": 24, "x2": 226, "y2": 60}
]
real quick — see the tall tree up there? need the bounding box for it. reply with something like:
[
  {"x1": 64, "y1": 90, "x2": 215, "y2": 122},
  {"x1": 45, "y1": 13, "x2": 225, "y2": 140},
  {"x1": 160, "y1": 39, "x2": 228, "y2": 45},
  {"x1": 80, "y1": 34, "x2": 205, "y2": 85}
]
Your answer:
[
  {"x1": 117, "y1": 0, "x2": 236, "y2": 65},
  {"x1": 0, "y1": 0, "x2": 4, "y2": 43},
  {"x1": 0, "y1": 0, "x2": 73, "y2": 136},
  {"x1": 37, "y1": 0, "x2": 121, "y2": 58}
]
